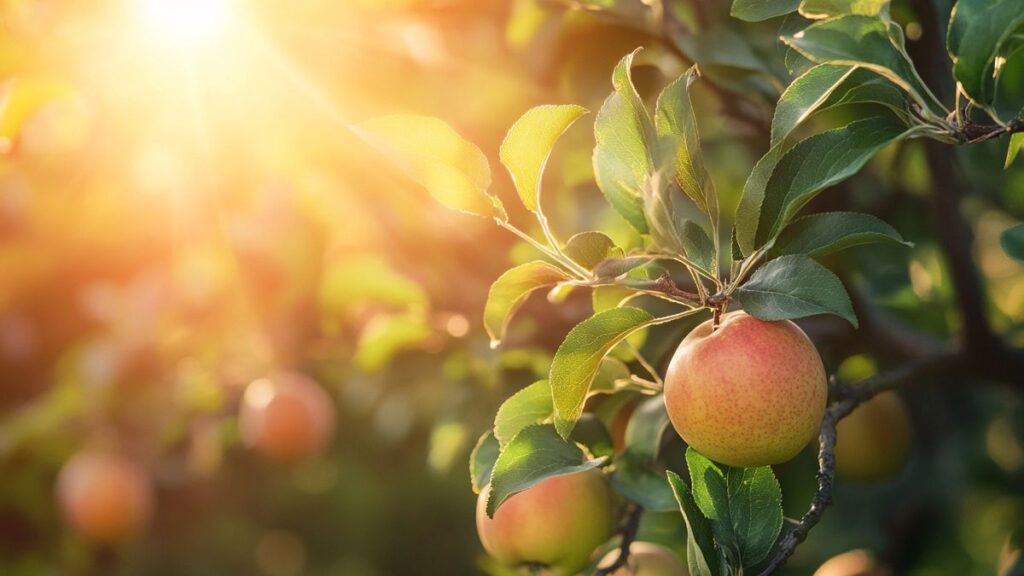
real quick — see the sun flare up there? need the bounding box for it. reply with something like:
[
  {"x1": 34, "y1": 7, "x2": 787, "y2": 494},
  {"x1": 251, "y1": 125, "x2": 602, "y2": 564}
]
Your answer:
[{"x1": 140, "y1": 0, "x2": 232, "y2": 48}]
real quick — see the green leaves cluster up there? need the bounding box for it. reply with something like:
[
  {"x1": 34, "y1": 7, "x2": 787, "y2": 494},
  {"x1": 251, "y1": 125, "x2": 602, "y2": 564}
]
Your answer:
[
  {"x1": 356, "y1": 0, "x2": 1024, "y2": 572},
  {"x1": 667, "y1": 449, "x2": 784, "y2": 575}
]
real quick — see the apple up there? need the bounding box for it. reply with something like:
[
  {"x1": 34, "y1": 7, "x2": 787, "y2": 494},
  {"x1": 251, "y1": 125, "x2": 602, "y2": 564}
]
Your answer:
[
  {"x1": 600, "y1": 542, "x2": 687, "y2": 576},
  {"x1": 813, "y1": 549, "x2": 891, "y2": 576},
  {"x1": 476, "y1": 469, "x2": 616, "y2": 575},
  {"x1": 239, "y1": 371, "x2": 335, "y2": 461},
  {"x1": 834, "y1": 391, "x2": 910, "y2": 482},
  {"x1": 664, "y1": 311, "x2": 827, "y2": 467},
  {"x1": 57, "y1": 451, "x2": 153, "y2": 542}
]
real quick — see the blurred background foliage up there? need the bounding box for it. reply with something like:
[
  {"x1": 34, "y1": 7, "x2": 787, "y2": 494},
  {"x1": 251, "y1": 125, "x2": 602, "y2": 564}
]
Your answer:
[{"x1": 0, "y1": 0, "x2": 1021, "y2": 575}]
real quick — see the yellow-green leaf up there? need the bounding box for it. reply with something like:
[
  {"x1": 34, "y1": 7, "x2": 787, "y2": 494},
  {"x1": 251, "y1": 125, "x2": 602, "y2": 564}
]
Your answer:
[
  {"x1": 353, "y1": 115, "x2": 504, "y2": 218},
  {"x1": 500, "y1": 104, "x2": 588, "y2": 212}
]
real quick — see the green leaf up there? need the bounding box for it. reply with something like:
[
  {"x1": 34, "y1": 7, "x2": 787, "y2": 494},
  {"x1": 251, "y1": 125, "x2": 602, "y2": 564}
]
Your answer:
[
  {"x1": 948, "y1": 0, "x2": 1024, "y2": 112},
  {"x1": 771, "y1": 64, "x2": 858, "y2": 147},
  {"x1": 470, "y1": 431, "x2": 500, "y2": 494},
  {"x1": 352, "y1": 115, "x2": 504, "y2": 218},
  {"x1": 681, "y1": 221, "x2": 716, "y2": 273},
  {"x1": 354, "y1": 311, "x2": 433, "y2": 373},
  {"x1": 500, "y1": 104, "x2": 589, "y2": 212},
  {"x1": 593, "y1": 256, "x2": 655, "y2": 280},
  {"x1": 564, "y1": 231, "x2": 623, "y2": 270},
  {"x1": 798, "y1": 0, "x2": 889, "y2": 19},
  {"x1": 734, "y1": 254, "x2": 858, "y2": 326},
  {"x1": 772, "y1": 64, "x2": 911, "y2": 148},
  {"x1": 610, "y1": 461, "x2": 678, "y2": 512},
  {"x1": 736, "y1": 145, "x2": 787, "y2": 256},
  {"x1": 1008, "y1": 132, "x2": 1024, "y2": 168},
  {"x1": 622, "y1": 396, "x2": 670, "y2": 462},
  {"x1": 494, "y1": 381, "x2": 554, "y2": 446},
  {"x1": 593, "y1": 49, "x2": 655, "y2": 234},
  {"x1": 550, "y1": 307, "x2": 655, "y2": 438},
  {"x1": 484, "y1": 261, "x2": 571, "y2": 347},
  {"x1": 655, "y1": 67, "x2": 715, "y2": 216},
  {"x1": 783, "y1": 15, "x2": 943, "y2": 115},
  {"x1": 590, "y1": 357, "x2": 634, "y2": 393},
  {"x1": 730, "y1": 0, "x2": 800, "y2": 22},
  {"x1": 485, "y1": 424, "x2": 606, "y2": 517},
  {"x1": 667, "y1": 470, "x2": 720, "y2": 576},
  {"x1": 318, "y1": 255, "x2": 428, "y2": 319},
  {"x1": 769, "y1": 211, "x2": 911, "y2": 259},
  {"x1": 685, "y1": 449, "x2": 783, "y2": 568},
  {"x1": 1001, "y1": 223, "x2": 1024, "y2": 261},
  {"x1": 755, "y1": 115, "x2": 910, "y2": 247}
]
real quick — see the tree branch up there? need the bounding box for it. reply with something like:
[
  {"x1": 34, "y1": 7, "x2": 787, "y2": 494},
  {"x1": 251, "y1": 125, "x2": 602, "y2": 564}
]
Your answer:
[
  {"x1": 755, "y1": 353, "x2": 963, "y2": 576},
  {"x1": 595, "y1": 504, "x2": 644, "y2": 575}
]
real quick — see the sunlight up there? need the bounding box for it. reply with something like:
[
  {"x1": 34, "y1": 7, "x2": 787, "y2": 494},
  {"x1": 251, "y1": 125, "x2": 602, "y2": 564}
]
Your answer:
[{"x1": 140, "y1": 0, "x2": 232, "y2": 49}]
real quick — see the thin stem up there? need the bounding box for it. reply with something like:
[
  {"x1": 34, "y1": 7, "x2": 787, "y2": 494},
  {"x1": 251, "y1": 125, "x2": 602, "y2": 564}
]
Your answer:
[
  {"x1": 625, "y1": 341, "x2": 664, "y2": 388},
  {"x1": 497, "y1": 219, "x2": 591, "y2": 278}
]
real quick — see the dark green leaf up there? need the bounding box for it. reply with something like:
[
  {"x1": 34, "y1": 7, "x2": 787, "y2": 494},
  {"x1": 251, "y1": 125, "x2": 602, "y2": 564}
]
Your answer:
[
  {"x1": 470, "y1": 431, "x2": 499, "y2": 494},
  {"x1": 353, "y1": 115, "x2": 505, "y2": 218},
  {"x1": 484, "y1": 261, "x2": 570, "y2": 347},
  {"x1": 772, "y1": 64, "x2": 910, "y2": 147},
  {"x1": 736, "y1": 145, "x2": 787, "y2": 256},
  {"x1": 734, "y1": 254, "x2": 858, "y2": 326},
  {"x1": 769, "y1": 211, "x2": 911, "y2": 259},
  {"x1": 593, "y1": 49, "x2": 655, "y2": 234},
  {"x1": 622, "y1": 395, "x2": 671, "y2": 462},
  {"x1": 570, "y1": 414, "x2": 615, "y2": 460},
  {"x1": 771, "y1": 64, "x2": 857, "y2": 147},
  {"x1": 730, "y1": 0, "x2": 800, "y2": 22},
  {"x1": 756, "y1": 116, "x2": 910, "y2": 247},
  {"x1": 667, "y1": 470, "x2": 721, "y2": 576},
  {"x1": 611, "y1": 462, "x2": 678, "y2": 512},
  {"x1": 486, "y1": 424, "x2": 605, "y2": 517},
  {"x1": 494, "y1": 381, "x2": 553, "y2": 446},
  {"x1": 685, "y1": 449, "x2": 783, "y2": 568},
  {"x1": 948, "y1": 0, "x2": 1024, "y2": 112},
  {"x1": 500, "y1": 104, "x2": 588, "y2": 212},
  {"x1": 564, "y1": 231, "x2": 623, "y2": 270},
  {"x1": 1001, "y1": 223, "x2": 1024, "y2": 261},
  {"x1": 783, "y1": 15, "x2": 943, "y2": 115},
  {"x1": 550, "y1": 307, "x2": 655, "y2": 438}
]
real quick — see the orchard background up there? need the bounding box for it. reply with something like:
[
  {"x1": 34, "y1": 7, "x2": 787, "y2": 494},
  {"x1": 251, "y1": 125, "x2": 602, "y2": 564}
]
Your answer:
[{"x1": 1, "y1": 0, "x2": 1023, "y2": 575}]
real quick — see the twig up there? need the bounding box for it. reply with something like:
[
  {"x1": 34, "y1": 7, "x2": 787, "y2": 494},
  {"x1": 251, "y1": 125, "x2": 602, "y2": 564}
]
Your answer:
[
  {"x1": 755, "y1": 354, "x2": 962, "y2": 575},
  {"x1": 595, "y1": 504, "x2": 644, "y2": 575}
]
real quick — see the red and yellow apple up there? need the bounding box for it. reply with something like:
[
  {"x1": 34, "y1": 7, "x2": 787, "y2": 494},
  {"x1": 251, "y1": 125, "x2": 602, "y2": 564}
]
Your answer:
[
  {"x1": 834, "y1": 391, "x2": 910, "y2": 482},
  {"x1": 57, "y1": 451, "x2": 153, "y2": 542},
  {"x1": 476, "y1": 469, "x2": 616, "y2": 575},
  {"x1": 664, "y1": 311, "x2": 827, "y2": 467},
  {"x1": 239, "y1": 371, "x2": 335, "y2": 461},
  {"x1": 601, "y1": 542, "x2": 688, "y2": 576},
  {"x1": 813, "y1": 549, "x2": 891, "y2": 576}
]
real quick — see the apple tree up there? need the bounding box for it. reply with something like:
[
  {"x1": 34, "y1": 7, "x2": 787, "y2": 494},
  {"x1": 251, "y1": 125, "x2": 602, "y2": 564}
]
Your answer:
[{"x1": 358, "y1": 0, "x2": 1024, "y2": 574}]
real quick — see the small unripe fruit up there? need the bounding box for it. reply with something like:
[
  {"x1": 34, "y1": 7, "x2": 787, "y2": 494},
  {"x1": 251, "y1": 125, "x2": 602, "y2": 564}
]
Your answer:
[
  {"x1": 834, "y1": 391, "x2": 910, "y2": 482},
  {"x1": 601, "y1": 542, "x2": 688, "y2": 576},
  {"x1": 664, "y1": 311, "x2": 827, "y2": 467},
  {"x1": 813, "y1": 549, "x2": 891, "y2": 576},
  {"x1": 240, "y1": 372, "x2": 335, "y2": 461},
  {"x1": 476, "y1": 469, "x2": 616, "y2": 575},
  {"x1": 57, "y1": 451, "x2": 153, "y2": 542}
]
